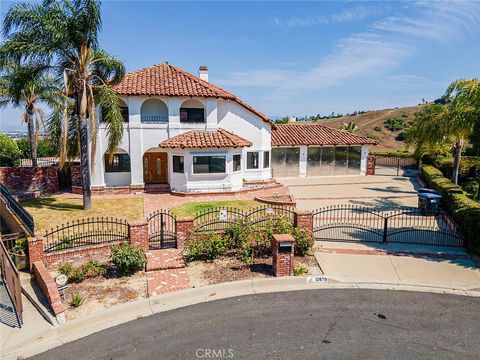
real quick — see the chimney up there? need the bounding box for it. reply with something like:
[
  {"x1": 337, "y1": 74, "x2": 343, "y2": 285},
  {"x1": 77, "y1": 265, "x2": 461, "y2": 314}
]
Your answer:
[{"x1": 198, "y1": 65, "x2": 208, "y2": 82}]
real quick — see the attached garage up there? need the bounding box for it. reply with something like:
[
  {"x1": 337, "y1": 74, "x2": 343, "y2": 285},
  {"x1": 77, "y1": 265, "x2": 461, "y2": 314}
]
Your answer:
[{"x1": 271, "y1": 123, "x2": 377, "y2": 178}]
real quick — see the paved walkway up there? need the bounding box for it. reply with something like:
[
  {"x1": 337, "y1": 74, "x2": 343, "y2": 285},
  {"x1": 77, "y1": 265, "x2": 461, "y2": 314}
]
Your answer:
[
  {"x1": 315, "y1": 241, "x2": 480, "y2": 288},
  {"x1": 279, "y1": 175, "x2": 420, "y2": 210},
  {"x1": 145, "y1": 249, "x2": 191, "y2": 297}
]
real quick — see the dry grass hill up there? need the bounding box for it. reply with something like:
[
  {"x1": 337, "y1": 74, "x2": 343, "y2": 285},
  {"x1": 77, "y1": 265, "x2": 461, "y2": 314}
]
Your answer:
[{"x1": 305, "y1": 104, "x2": 428, "y2": 152}]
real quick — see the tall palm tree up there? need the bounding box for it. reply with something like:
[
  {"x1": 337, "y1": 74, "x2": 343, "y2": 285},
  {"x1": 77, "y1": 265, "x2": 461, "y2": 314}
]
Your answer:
[
  {"x1": 1, "y1": 0, "x2": 125, "y2": 209},
  {"x1": 0, "y1": 62, "x2": 60, "y2": 166}
]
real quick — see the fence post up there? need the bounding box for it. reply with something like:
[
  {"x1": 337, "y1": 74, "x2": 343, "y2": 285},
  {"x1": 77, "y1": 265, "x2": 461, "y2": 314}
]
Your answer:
[
  {"x1": 129, "y1": 220, "x2": 149, "y2": 253},
  {"x1": 176, "y1": 217, "x2": 194, "y2": 250},
  {"x1": 27, "y1": 237, "x2": 45, "y2": 271},
  {"x1": 367, "y1": 156, "x2": 376, "y2": 175},
  {"x1": 383, "y1": 217, "x2": 388, "y2": 243},
  {"x1": 294, "y1": 210, "x2": 313, "y2": 232}
]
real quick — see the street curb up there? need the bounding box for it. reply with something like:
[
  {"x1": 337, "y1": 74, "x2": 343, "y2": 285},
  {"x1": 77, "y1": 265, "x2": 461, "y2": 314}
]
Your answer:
[{"x1": 3, "y1": 277, "x2": 480, "y2": 360}]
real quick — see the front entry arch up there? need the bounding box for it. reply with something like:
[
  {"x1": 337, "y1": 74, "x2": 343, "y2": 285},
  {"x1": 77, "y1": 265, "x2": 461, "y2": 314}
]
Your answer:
[{"x1": 143, "y1": 152, "x2": 168, "y2": 184}]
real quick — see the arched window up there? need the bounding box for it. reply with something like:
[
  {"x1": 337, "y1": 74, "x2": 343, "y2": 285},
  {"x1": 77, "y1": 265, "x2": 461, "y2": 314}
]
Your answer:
[
  {"x1": 140, "y1": 98, "x2": 168, "y2": 123},
  {"x1": 104, "y1": 149, "x2": 131, "y2": 173},
  {"x1": 180, "y1": 99, "x2": 205, "y2": 123}
]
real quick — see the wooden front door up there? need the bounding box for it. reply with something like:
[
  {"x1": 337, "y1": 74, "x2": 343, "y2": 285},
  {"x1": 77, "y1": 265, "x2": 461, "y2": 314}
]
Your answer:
[{"x1": 143, "y1": 152, "x2": 168, "y2": 184}]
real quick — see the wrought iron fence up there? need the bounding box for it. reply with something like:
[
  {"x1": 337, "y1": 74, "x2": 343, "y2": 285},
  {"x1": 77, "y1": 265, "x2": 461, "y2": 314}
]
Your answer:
[
  {"x1": 146, "y1": 210, "x2": 177, "y2": 249},
  {"x1": 43, "y1": 217, "x2": 129, "y2": 253},
  {"x1": 374, "y1": 155, "x2": 419, "y2": 177},
  {"x1": 312, "y1": 205, "x2": 464, "y2": 247},
  {"x1": 0, "y1": 184, "x2": 34, "y2": 235},
  {"x1": 193, "y1": 205, "x2": 296, "y2": 233},
  {"x1": 19, "y1": 157, "x2": 59, "y2": 167}
]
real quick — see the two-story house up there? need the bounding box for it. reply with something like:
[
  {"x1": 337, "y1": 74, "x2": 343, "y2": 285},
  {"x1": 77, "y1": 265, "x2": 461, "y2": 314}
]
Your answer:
[{"x1": 89, "y1": 63, "x2": 376, "y2": 194}]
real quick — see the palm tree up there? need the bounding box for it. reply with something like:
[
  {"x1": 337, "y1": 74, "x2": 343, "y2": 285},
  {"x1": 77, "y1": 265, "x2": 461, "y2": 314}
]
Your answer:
[
  {"x1": 1, "y1": 0, "x2": 125, "y2": 209},
  {"x1": 407, "y1": 79, "x2": 480, "y2": 184},
  {"x1": 341, "y1": 121, "x2": 358, "y2": 133},
  {"x1": 0, "y1": 62, "x2": 60, "y2": 166}
]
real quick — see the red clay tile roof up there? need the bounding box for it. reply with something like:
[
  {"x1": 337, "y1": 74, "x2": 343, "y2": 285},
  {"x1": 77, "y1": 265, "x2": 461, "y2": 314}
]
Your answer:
[
  {"x1": 272, "y1": 123, "x2": 378, "y2": 146},
  {"x1": 159, "y1": 129, "x2": 252, "y2": 149},
  {"x1": 112, "y1": 63, "x2": 272, "y2": 125}
]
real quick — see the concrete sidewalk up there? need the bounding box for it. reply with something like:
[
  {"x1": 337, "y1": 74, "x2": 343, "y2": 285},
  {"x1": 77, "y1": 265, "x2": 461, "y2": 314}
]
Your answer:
[{"x1": 315, "y1": 241, "x2": 480, "y2": 288}]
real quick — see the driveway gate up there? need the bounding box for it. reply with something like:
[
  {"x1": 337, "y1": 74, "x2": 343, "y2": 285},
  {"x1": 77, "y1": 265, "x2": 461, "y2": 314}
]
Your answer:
[
  {"x1": 146, "y1": 210, "x2": 177, "y2": 249},
  {"x1": 374, "y1": 155, "x2": 419, "y2": 177},
  {"x1": 312, "y1": 205, "x2": 464, "y2": 247}
]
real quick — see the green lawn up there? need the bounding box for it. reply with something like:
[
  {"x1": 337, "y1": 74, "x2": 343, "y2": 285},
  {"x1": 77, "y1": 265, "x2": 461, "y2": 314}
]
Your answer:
[
  {"x1": 22, "y1": 197, "x2": 144, "y2": 233},
  {"x1": 170, "y1": 200, "x2": 260, "y2": 218}
]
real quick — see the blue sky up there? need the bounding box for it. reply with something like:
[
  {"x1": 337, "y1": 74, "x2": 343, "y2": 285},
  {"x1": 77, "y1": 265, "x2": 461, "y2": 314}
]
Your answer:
[{"x1": 1, "y1": 0, "x2": 480, "y2": 130}]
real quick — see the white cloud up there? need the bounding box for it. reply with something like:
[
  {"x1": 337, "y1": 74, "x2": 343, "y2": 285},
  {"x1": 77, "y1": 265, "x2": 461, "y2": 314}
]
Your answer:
[{"x1": 272, "y1": 5, "x2": 384, "y2": 28}]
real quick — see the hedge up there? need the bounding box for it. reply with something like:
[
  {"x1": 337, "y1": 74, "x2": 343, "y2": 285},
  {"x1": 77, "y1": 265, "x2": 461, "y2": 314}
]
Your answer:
[
  {"x1": 420, "y1": 165, "x2": 480, "y2": 251},
  {"x1": 370, "y1": 150, "x2": 416, "y2": 158}
]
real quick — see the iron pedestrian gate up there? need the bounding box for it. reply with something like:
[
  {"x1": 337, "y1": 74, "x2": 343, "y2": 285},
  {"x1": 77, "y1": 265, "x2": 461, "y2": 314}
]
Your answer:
[
  {"x1": 374, "y1": 155, "x2": 419, "y2": 177},
  {"x1": 146, "y1": 210, "x2": 177, "y2": 249},
  {"x1": 313, "y1": 205, "x2": 464, "y2": 247}
]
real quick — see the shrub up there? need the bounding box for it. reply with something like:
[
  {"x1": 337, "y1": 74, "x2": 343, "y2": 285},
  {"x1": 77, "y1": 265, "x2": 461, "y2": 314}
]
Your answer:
[
  {"x1": 58, "y1": 262, "x2": 73, "y2": 277},
  {"x1": 81, "y1": 259, "x2": 105, "y2": 277},
  {"x1": 0, "y1": 133, "x2": 22, "y2": 166},
  {"x1": 462, "y1": 179, "x2": 479, "y2": 200},
  {"x1": 185, "y1": 232, "x2": 226, "y2": 262},
  {"x1": 430, "y1": 177, "x2": 463, "y2": 196},
  {"x1": 224, "y1": 219, "x2": 252, "y2": 250},
  {"x1": 111, "y1": 243, "x2": 146, "y2": 275},
  {"x1": 293, "y1": 264, "x2": 308, "y2": 276},
  {"x1": 371, "y1": 151, "x2": 416, "y2": 158},
  {"x1": 10, "y1": 237, "x2": 27, "y2": 255},
  {"x1": 373, "y1": 126, "x2": 382, "y2": 132},
  {"x1": 67, "y1": 267, "x2": 86, "y2": 283},
  {"x1": 438, "y1": 157, "x2": 480, "y2": 181},
  {"x1": 384, "y1": 118, "x2": 405, "y2": 131},
  {"x1": 420, "y1": 165, "x2": 444, "y2": 183},
  {"x1": 70, "y1": 292, "x2": 84, "y2": 307},
  {"x1": 16, "y1": 137, "x2": 57, "y2": 158},
  {"x1": 395, "y1": 132, "x2": 406, "y2": 141},
  {"x1": 366, "y1": 133, "x2": 378, "y2": 140},
  {"x1": 291, "y1": 228, "x2": 315, "y2": 256}
]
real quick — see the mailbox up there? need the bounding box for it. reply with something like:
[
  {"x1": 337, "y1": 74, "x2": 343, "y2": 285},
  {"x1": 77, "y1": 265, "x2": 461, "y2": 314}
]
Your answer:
[{"x1": 278, "y1": 242, "x2": 293, "y2": 254}]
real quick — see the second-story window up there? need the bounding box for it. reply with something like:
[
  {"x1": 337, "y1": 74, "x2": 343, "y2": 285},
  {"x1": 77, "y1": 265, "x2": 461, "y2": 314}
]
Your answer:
[{"x1": 180, "y1": 108, "x2": 205, "y2": 123}]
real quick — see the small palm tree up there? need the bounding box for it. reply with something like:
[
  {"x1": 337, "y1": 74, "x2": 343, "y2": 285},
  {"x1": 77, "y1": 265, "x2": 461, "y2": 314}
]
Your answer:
[
  {"x1": 341, "y1": 121, "x2": 358, "y2": 133},
  {"x1": 1, "y1": 0, "x2": 125, "y2": 209},
  {"x1": 0, "y1": 62, "x2": 60, "y2": 166}
]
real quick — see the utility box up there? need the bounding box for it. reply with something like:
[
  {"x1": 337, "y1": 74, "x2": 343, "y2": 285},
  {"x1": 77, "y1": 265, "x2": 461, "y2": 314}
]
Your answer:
[{"x1": 272, "y1": 234, "x2": 295, "y2": 277}]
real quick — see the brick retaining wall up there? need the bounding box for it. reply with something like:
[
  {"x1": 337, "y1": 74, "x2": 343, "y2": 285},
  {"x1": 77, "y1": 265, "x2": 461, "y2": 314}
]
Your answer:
[
  {"x1": 32, "y1": 261, "x2": 65, "y2": 319},
  {"x1": 0, "y1": 166, "x2": 58, "y2": 195}
]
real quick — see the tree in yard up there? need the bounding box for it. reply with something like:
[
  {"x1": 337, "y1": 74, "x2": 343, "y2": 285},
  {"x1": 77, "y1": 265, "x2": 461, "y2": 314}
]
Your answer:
[
  {"x1": 1, "y1": 0, "x2": 126, "y2": 209},
  {"x1": 0, "y1": 62, "x2": 60, "y2": 166},
  {"x1": 0, "y1": 133, "x2": 22, "y2": 166},
  {"x1": 340, "y1": 121, "x2": 358, "y2": 133}
]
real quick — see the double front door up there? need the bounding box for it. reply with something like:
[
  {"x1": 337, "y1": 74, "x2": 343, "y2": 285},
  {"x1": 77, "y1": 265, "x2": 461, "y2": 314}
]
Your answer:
[{"x1": 143, "y1": 152, "x2": 168, "y2": 184}]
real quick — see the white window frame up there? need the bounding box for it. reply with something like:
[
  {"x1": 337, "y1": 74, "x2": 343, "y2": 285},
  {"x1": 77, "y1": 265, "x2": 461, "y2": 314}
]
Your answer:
[
  {"x1": 191, "y1": 152, "x2": 228, "y2": 175},
  {"x1": 246, "y1": 151, "x2": 260, "y2": 171}
]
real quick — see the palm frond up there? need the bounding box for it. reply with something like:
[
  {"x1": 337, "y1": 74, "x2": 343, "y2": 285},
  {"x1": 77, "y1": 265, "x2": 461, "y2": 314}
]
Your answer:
[{"x1": 96, "y1": 84, "x2": 123, "y2": 155}]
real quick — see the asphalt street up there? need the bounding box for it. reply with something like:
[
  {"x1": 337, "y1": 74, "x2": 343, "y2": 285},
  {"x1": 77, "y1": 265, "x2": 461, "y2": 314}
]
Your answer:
[{"x1": 31, "y1": 289, "x2": 480, "y2": 360}]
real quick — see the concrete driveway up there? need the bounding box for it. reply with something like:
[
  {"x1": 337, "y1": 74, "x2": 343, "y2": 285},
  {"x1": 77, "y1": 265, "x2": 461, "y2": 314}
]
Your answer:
[
  {"x1": 279, "y1": 175, "x2": 420, "y2": 211},
  {"x1": 315, "y1": 241, "x2": 480, "y2": 289}
]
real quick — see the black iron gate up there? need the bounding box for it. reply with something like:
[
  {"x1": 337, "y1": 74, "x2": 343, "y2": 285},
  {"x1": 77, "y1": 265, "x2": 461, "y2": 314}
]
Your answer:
[
  {"x1": 374, "y1": 155, "x2": 419, "y2": 177},
  {"x1": 312, "y1": 205, "x2": 464, "y2": 247},
  {"x1": 146, "y1": 210, "x2": 177, "y2": 249}
]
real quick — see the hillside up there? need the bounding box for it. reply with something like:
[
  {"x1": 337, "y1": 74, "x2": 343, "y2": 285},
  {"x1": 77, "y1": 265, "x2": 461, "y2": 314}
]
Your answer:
[{"x1": 304, "y1": 104, "x2": 428, "y2": 152}]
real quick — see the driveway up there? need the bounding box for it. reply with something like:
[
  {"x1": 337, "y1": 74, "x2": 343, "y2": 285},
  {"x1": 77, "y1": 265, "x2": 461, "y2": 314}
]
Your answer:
[
  {"x1": 279, "y1": 175, "x2": 420, "y2": 211},
  {"x1": 315, "y1": 241, "x2": 480, "y2": 289},
  {"x1": 31, "y1": 290, "x2": 480, "y2": 360}
]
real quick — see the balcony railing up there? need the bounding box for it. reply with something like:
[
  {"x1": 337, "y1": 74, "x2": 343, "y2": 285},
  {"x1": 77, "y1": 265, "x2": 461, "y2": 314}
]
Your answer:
[{"x1": 141, "y1": 115, "x2": 168, "y2": 123}]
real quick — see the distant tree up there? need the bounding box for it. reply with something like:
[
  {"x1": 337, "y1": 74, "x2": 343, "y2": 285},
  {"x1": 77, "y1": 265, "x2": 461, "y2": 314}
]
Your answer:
[
  {"x1": 384, "y1": 118, "x2": 405, "y2": 131},
  {"x1": 0, "y1": 133, "x2": 22, "y2": 166},
  {"x1": 340, "y1": 121, "x2": 358, "y2": 133}
]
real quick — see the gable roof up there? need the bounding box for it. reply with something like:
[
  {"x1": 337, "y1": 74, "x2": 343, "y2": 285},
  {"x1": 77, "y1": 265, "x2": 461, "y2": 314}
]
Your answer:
[
  {"x1": 112, "y1": 63, "x2": 272, "y2": 125},
  {"x1": 159, "y1": 129, "x2": 252, "y2": 149},
  {"x1": 271, "y1": 123, "x2": 378, "y2": 147}
]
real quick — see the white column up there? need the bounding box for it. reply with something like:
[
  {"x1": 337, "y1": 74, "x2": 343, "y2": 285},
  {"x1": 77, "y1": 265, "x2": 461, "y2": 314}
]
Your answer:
[
  {"x1": 299, "y1": 146, "x2": 307, "y2": 177},
  {"x1": 167, "y1": 98, "x2": 182, "y2": 137},
  {"x1": 360, "y1": 145, "x2": 369, "y2": 175},
  {"x1": 129, "y1": 126, "x2": 144, "y2": 186}
]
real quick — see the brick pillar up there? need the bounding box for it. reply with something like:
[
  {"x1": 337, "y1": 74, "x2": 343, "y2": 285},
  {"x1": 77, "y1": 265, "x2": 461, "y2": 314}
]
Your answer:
[
  {"x1": 272, "y1": 234, "x2": 295, "y2": 277},
  {"x1": 129, "y1": 220, "x2": 149, "y2": 252},
  {"x1": 295, "y1": 210, "x2": 313, "y2": 232},
  {"x1": 176, "y1": 217, "x2": 194, "y2": 250},
  {"x1": 27, "y1": 237, "x2": 45, "y2": 271},
  {"x1": 366, "y1": 156, "x2": 376, "y2": 175}
]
